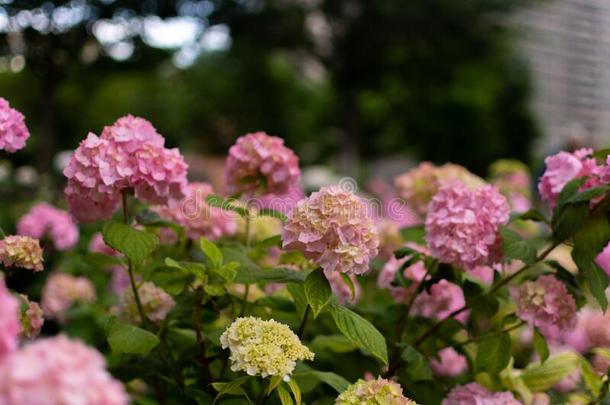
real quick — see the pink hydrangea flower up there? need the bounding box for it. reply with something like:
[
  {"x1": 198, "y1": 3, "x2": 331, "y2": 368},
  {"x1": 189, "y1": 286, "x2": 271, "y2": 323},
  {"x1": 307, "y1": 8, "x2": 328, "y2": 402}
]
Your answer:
[
  {"x1": 41, "y1": 273, "x2": 96, "y2": 323},
  {"x1": 250, "y1": 185, "x2": 305, "y2": 215},
  {"x1": 0, "y1": 235, "x2": 44, "y2": 272},
  {"x1": 377, "y1": 256, "x2": 426, "y2": 303},
  {"x1": 154, "y1": 182, "x2": 237, "y2": 241},
  {"x1": 412, "y1": 279, "x2": 468, "y2": 323},
  {"x1": 394, "y1": 162, "x2": 484, "y2": 217},
  {"x1": 596, "y1": 241, "x2": 610, "y2": 276},
  {"x1": 0, "y1": 277, "x2": 20, "y2": 360},
  {"x1": 327, "y1": 271, "x2": 361, "y2": 305},
  {"x1": 442, "y1": 383, "x2": 521, "y2": 405},
  {"x1": 282, "y1": 186, "x2": 379, "y2": 277},
  {"x1": 425, "y1": 183, "x2": 510, "y2": 270},
  {"x1": 225, "y1": 132, "x2": 300, "y2": 196},
  {"x1": 538, "y1": 148, "x2": 600, "y2": 208},
  {"x1": 0, "y1": 97, "x2": 30, "y2": 153},
  {"x1": 117, "y1": 281, "x2": 175, "y2": 324},
  {"x1": 17, "y1": 203, "x2": 79, "y2": 251},
  {"x1": 64, "y1": 115, "x2": 188, "y2": 222},
  {"x1": 516, "y1": 275, "x2": 577, "y2": 339},
  {"x1": 0, "y1": 335, "x2": 129, "y2": 405},
  {"x1": 18, "y1": 294, "x2": 44, "y2": 340},
  {"x1": 489, "y1": 160, "x2": 532, "y2": 213},
  {"x1": 429, "y1": 347, "x2": 468, "y2": 377}
]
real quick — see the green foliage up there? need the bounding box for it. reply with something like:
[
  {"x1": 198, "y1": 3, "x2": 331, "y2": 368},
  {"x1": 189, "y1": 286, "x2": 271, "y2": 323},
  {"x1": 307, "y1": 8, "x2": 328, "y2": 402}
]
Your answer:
[
  {"x1": 533, "y1": 327, "x2": 549, "y2": 363},
  {"x1": 106, "y1": 318, "x2": 160, "y2": 355},
  {"x1": 102, "y1": 221, "x2": 159, "y2": 264},
  {"x1": 304, "y1": 270, "x2": 332, "y2": 318},
  {"x1": 475, "y1": 332, "x2": 511, "y2": 374}
]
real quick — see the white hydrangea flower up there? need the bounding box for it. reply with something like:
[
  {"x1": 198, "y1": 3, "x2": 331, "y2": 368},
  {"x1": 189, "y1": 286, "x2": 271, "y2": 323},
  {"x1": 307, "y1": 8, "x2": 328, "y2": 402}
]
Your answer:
[{"x1": 220, "y1": 317, "x2": 314, "y2": 381}]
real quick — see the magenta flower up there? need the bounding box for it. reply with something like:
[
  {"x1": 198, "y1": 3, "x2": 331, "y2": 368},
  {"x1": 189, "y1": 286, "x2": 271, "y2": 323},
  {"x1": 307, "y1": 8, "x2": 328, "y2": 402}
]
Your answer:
[
  {"x1": 429, "y1": 347, "x2": 468, "y2": 377},
  {"x1": 17, "y1": 203, "x2": 79, "y2": 251},
  {"x1": 225, "y1": 132, "x2": 300, "y2": 196},
  {"x1": 443, "y1": 383, "x2": 520, "y2": 405},
  {"x1": 282, "y1": 186, "x2": 379, "y2": 277},
  {"x1": 538, "y1": 148, "x2": 600, "y2": 208},
  {"x1": 411, "y1": 279, "x2": 468, "y2": 323},
  {"x1": 0, "y1": 335, "x2": 129, "y2": 405},
  {"x1": 41, "y1": 273, "x2": 96, "y2": 323},
  {"x1": 516, "y1": 275, "x2": 577, "y2": 339},
  {"x1": 0, "y1": 235, "x2": 44, "y2": 272},
  {"x1": 425, "y1": 183, "x2": 510, "y2": 270},
  {"x1": 0, "y1": 97, "x2": 29, "y2": 153},
  {"x1": 64, "y1": 115, "x2": 188, "y2": 222},
  {"x1": 154, "y1": 182, "x2": 237, "y2": 241},
  {"x1": 0, "y1": 277, "x2": 20, "y2": 361}
]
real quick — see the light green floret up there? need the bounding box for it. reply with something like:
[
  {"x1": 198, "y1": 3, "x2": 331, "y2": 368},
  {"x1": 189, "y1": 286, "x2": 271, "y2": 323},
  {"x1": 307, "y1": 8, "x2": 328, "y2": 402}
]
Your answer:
[
  {"x1": 220, "y1": 316, "x2": 314, "y2": 381},
  {"x1": 336, "y1": 377, "x2": 418, "y2": 405}
]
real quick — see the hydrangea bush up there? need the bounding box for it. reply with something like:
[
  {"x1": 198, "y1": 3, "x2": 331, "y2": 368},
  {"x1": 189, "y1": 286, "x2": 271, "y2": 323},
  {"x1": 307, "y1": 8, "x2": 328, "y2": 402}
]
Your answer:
[{"x1": 3, "y1": 103, "x2": 610, "y2": 404}]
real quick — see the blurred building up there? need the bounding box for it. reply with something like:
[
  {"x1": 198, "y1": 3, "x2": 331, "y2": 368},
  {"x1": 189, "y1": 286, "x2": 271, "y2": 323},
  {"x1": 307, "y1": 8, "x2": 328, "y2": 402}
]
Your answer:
[{"x1": 513, "y1": 0, "x2": 610, "y2": 153}]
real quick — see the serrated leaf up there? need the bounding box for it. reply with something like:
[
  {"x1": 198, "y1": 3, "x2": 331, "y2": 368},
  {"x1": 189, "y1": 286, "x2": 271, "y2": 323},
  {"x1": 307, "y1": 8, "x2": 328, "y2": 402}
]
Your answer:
[
  {"x1": 276, "y1": 385, "x2": 293, "y2": 405},
  {"x1": 501, "y1": 227, "x2": 537, "y2": 264},
  {"x1": 573, "y1": 248, "x2": 608, "y2": 310},
  {"x1": 102, "y1": 221, "x2": 159, "y2": 264},
  {"x1": 401, "y1": 345, "x2": 433, "y2": 381},
  {"x1": 329, "y1": 304, "x2": 388, "y2": 364},
  {"x1": 533, "y1": 327, "x2": 549, "y2": 363},
  {"x1": 475, "y1": 332, "x2": 511, "y2": 374},
  {"x1": 512, "y1": 209, "x2": 549, "y2": 224},
  {"x1": 296, "y1": 370, "x2": 350, "y2": 393},
  {"x1": 304, "y1": 270, "x2": 332, "y2": 318},
  {"x1": 522, "y1": 352, "x2": 580, "y2": 391},
  {"x1": 205, "y1": 195, "x2": 249, "y2": 217},
  {"x1": 200, "y1": 238, "x2": 223, "y2": 269},
  {"x1": 286, "y1": 379, "x2": 301, "y2": 405},
  {"x1": 553, "y1": 202, "x2": 589, "y2": 242},
  {"x1": 106, "y1": 318, "x2": 159, "y2": 355}
]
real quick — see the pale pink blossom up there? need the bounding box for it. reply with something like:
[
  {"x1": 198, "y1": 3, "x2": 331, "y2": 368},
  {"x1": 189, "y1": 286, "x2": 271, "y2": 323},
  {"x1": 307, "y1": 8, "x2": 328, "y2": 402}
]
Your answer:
[
  {"x1": 64, "y1": 115, "x2": 188, "y2": 222},
  {"x1": 0, "y1": 235, "x2": 43, "y2": 272},
  {"x1": 154, "y1": 182, "x2": 237, "y2": 241},
  {"x1": 282, "y1": 186, "x2": 379, "y2": 277},
  {"x1": 489, "y1": 159, "x2": 532, "y2": 213},
  {"x1": 442, "y1": 383, "x2": 521, "y2": 405},
  {"x1": 18, "y1": 294, "x2": 43, "y2": 339},
  {"x1": 41, "y1": 273, "x2": 96, "y2": 323},
  {"x1": 0, "y1": 277, "x2": 20, "y2": 360},
  {"x1": 0, "y1": 335, "x2": 129, "y2": 405},
  {"x1": 117, "y1": 281, "x2": 175, "y2": 324},
  {"x1": 17, "y1": 203, "x2": 79, "y2": 251},
  {"x1": 412, "y1": 279, "x2": 468, "y2": 323},
  {"x1": 377, "y1": 256, "x2": 426, "y2": 303},
  {"x1": 425, "y1": 183, "x2": 510, "y2": 270},
  {"x1": 429, "y1": 347, "x2": 468, "y2": 377},
  {"x1": 225, "y1": 132, "x2": 300, "y2": 196},
  {"x1": 516, "y1": 275, "x2": 576, "y2": 339},
  {"x1": 0, "y1": 97, "x2": 29, "y2": 153}
]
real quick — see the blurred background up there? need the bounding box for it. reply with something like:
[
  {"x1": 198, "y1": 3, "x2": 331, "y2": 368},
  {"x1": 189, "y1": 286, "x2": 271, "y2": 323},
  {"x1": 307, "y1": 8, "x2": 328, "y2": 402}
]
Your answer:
[{"x1": 0, "y1": 0, "x2": 609, "y2": 194}]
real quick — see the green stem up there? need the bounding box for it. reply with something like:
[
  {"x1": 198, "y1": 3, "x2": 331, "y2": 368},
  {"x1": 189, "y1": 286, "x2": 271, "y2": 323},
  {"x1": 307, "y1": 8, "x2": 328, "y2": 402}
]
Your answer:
[
  {"x1": 454, "y1": 320, "x2": 526, "y2": 348},
  {"x1": 255, "y1": 378, "x2": 269, "y2": 405},
  {"x1": 297, "y1": 305, "x2": 311, "y2": 339}
]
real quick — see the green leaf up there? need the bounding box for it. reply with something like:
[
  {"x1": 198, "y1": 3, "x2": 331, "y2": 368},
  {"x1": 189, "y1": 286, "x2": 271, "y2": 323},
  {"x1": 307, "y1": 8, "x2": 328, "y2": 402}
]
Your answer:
[
  {"x1": 257, "y1": 208, "x2": 287, "y2": 221},
  {"x1": 329, "y1": 304, "x2": 388, "y2": 364},
  {"x1": 401, "y1": 345, "x2": 433, "y2": 381},
  {"x1": 296, "y1": 370, "x2": 350, "y2": 393},
  {"x1": 512, "y1": 209, "x2": 549, "y2": 224},
  {"x1": 533, "y1": 327, "x2": 549, "y2": 363},
  {"x1": 287, "y1": 284, "x2": 308, "y2": 317},
  {"x1": 255, "y1": 267, "x2": 306, "y2": 283},
  {"x1": 501, "y1": 227, "x2": 537, "y2": 264},
  {"x1": 522, "y1": 352, "x2": 580, "y2": 391},
  {"x1": 200, "y1": 238, "x2": 223, "y2": 269},
  {"x1": 304, "y1": 270, "x2": 332, "y2": 318},
  {"x1": 463, "y1": 281, "x2": 499, "y2": 318},
  {"x1": 211, "y1": 262, "x2": 238, "y2": 282},
  {"x1": 276, "y1": 385, "x2": 293, "y2": 405},
  {"x1": 106, "y1": 318, "x2": 159, "y2": 355},
  {"x1": 399, "y1": 225, "x2": 425, "y2": 243},
  {"x1": 593, "y1": 148, "x2": 610, "y2": 162},
  {"x1": 394, "y1": 246, "x2": 417, "y2": 259},
  {"x1": 205, "y1": 195, "x2": 249, "y2": 217},
  {"x1": 580, "y1": 357, "x2": 602, "y2": 397},
  {"x1": 574, "y1": 248, "x2": 609, "y2": 310},
  {"x1": 267, "y1": 376, "x2": 284, "y2": 395},
  {"x1": 255, "y1": 296, "x2": 295, "y2": 312},
  {"x1": 552, "y1": 202, "x2": 589, "y2": 242},
  {"x1": 257, "y1": 235, "x2": 282, "y2": 249},
  {"x1": 212, "y1": 376, "x2": 252, "y2": 404},
  {"x1": 102, "y1": 221, "x2": 159, "y2": 264},
  {"x1": 567, "y1": 185, "x2": 610, "y2": 203},
  {"x1": 286, "y1": 379, "x2": 301, "y2": 405},
  {"x1": 204, "y1": 284, "x2": 226, "y2": 297},
  {"x1": 555, "y1": 177, "x2": 586, "y2": 211},
  {"x1": 310, "y1": 335, "x2": 358, "y2": 353},
  {"x1": 475, "y1": 332, "x2": 511, "y2": 374},
  {"x1": 339, "y1": 273, "x2": 356, "y2": 301}
]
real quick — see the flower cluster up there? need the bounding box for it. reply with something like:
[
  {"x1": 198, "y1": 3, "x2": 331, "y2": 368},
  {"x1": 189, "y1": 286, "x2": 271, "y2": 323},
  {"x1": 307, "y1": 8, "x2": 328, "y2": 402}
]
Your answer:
[
  {"x1": 18, "y1": 294, "x2": 44, "y2": 339},
  {"x1": 538, "y1": 148, "x2": 600, "y2": 208},
  {"x1": 394, "y1": 162, "x2": 484, "y2": 216},
  {"x1": 220, "y1": 317, "x2": 314, "y2": 381},
  {"x1": 429, "y1": 347, "x2": 468, "y2": 378},
  {"x1": 412, "y1": 279, "x2": 468, "y2": 323},
  {"x1": 64, "y1": 115, "x2": 188, "y2": 222},
  {"x1": 41, "y1": 273, "x2": 96, "y2": 322},
  {"x1": 443, "y1": 383, "x2": 521, "y2": 405},
  {"x1": 155, "y1": 182, "x2": 237, "y2": 241},
  {"x1": 225, "y1": 132, "x2": 300, "y2": 196},
  {"x1": 0, "y1": 97, "x2": 29, "y2": 153},
  {"x1": 0, "y1": 235, "x2": 44, "y2": 272},
  {"x1": 335, "y1": 377, "x2": 417, "y2": 405},
  {"x1": 282, "y1": 186, "x2": 379, "y2": 277},
  {"x1": 117, "y1": 281, "x2": 175, "y2": 324},
  {"x1": 0, "y1": 277, "x2": 20, "y2": 360},
  {"x1": 0, "y1": 335, "x2": 128, "y2": 405},
  {"x1": 17, "y1": 203, "x2": 79, "y2": 251},
  {"x1": 425, "y1": 183, "x2": 510, "y2": 270},
  {"x1": 516, "y1": 275, "x2": 577, "y2": 339}
]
